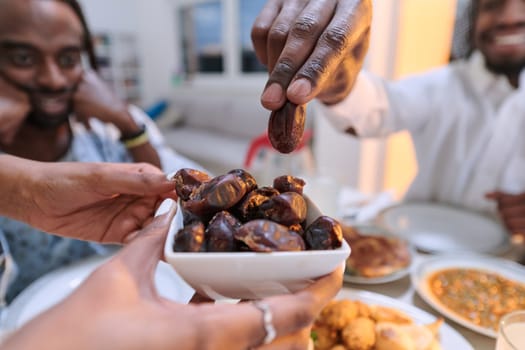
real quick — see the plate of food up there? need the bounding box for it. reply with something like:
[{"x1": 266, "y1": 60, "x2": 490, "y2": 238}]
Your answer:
[
  {"x1": 375, "y1": 201, "x2": 510, "y2": 254},
  {"x1": 411, "y1": 254, "x2": 525, "y2": 338},
  {"x1": 163, "y1": 169, "x2": 350, "y2": 300},
  {"x1": 311, "y1": 289, "x2": 474, "y2": 350},
  {"x1": 342, "y1": 225, "x2": 413, "y2": 284}
]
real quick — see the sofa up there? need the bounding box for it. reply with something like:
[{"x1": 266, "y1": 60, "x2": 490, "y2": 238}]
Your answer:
[
  {"x1": 157, "y1": 87, "x2": 272, "y2": 176},
  {"x1": 157, "y1": 87, "x2": 316, "y2": 181}
]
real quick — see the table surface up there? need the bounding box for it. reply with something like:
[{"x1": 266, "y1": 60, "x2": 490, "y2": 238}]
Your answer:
[{"x1": 342, "y1": 245, "x2": 525, "y2": 350}]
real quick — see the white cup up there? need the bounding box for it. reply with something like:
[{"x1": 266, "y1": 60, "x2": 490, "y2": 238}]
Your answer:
[{"x1": 495, "y1": 310, "x2": 525, "y2": 350}]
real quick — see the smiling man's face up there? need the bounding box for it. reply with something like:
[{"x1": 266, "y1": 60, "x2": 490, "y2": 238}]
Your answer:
[
  {"x1": 0, "y1": 0, "x2": 84, "y2": 128},
  {"x1": 474, "y1": 0, "x2": 525, "y2": 78}
]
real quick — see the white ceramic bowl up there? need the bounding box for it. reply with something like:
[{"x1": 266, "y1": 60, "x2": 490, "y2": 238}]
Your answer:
[{"x1": 163, "y1": 197, "x2": 350, "y2": 300}]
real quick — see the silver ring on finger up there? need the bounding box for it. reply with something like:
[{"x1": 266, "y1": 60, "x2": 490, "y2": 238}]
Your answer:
[{"x1": 252, "y1": 300, "x2": 277, "y2": 345}]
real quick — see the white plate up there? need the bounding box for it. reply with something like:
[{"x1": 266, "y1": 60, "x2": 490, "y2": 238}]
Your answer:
[
  {"x1": 343, "y1": 264, "x2": 411, "y2": 285},
  {"x1": 4, "y1": 255, "x2": 194, "y2": 330},
  {"x1": 375, "y1": 202, "x2": 510, "y2": 254},
  {"x1": 343, "y1": 225, "x2": 414, "y2": 285},
  {"x1": 163, "y1": 197, "x2": 351, "y2": 300},
  {"x1": 337, "y1": 289, "x2": 474, "y2": 350},
  {"x1": 411, "y1": 254, "x2": 525, "y2": 338}
]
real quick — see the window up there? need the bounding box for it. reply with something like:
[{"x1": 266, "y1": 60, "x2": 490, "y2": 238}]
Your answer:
[
  {"x1": 239, "y1": 0, "x2": 266, "y2": 73},
  {"x1": 179, "y1": 1, "x2": 224, "y2": 74},
  {"x1": 176, "y1": 0, "x2": 268, "y2": 79}
]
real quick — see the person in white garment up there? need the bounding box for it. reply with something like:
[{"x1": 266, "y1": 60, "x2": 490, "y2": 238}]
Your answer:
[
  {"x1": 0, "y1": 0, "x2": 203, "y2": 302},
  {"x1": 252, "y1": 0, "x2": 525, "y2": 240}
]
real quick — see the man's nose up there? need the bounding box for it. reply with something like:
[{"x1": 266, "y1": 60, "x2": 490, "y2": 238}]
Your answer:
[{"x1": 36, "y1": 58, "x2": 67, "y2": 90}]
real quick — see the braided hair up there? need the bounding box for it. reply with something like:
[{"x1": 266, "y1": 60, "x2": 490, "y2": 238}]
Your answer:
[{"x1": 58, "y1": 0, "x2": 99, "y2": 71}]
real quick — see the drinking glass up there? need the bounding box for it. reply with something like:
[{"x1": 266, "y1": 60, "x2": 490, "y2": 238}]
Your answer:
[{"x1": 495, "y1": 310, "x2": 525, "y2": 350}]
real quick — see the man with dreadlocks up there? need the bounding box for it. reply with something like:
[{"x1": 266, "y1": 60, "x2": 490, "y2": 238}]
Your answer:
[
  {"x1": 0, "y1": 0, "x2": 203, "y2": 302},
  {"x1": 253, "y1": 0, "x2": 525, "y2": 242}
]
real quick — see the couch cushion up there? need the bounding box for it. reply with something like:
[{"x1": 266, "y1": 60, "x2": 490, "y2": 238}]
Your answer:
[
  {"x1": 161, "y1": 126, "x2": 250, "y2": 176},
  {"x1": 170, "y1": 93, "x2": 268, "y2": 140},
  {"x1": 229, "y1": 97, "x2": 268, "y2": 139}
]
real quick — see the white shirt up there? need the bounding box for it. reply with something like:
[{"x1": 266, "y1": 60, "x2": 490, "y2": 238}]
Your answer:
[
  {"x1": 322, "y1": 52, "x2": 525, "y2": 216},
  {"x1": 69, "y1": 105, "x2": 205, "y2": 174}
]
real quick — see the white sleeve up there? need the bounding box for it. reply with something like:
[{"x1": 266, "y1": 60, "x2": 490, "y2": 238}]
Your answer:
[
  {"x1": 127, "y1": 105, "x2": 208, "y2": 174},
  {"x1": 320, "y1": 69, "x2": 443, "y2": 137},
  {"x1": 319, "y1": 71, "x2": 391, "y2": 137}
]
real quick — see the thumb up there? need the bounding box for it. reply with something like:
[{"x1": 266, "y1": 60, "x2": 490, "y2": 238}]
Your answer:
[
  {"x1": 113, "y1": 201, "x2": 177, "y2": 287},
  {"x1": 485, "y1": 191, "x2": 502, "y2": 200}
]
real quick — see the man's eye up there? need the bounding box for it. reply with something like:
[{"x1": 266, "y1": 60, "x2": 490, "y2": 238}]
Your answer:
[
  {"x1": 57, "y1": 53, "x2": 81, "y2": 68},
  {"x1": 8, "y1": 52, "x2": 35, "y2": 67}
]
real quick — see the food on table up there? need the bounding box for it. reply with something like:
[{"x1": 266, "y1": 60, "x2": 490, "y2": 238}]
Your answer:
[
  {"x1": 341, "y1": 317, "x2": 376, "y2": 350},
  {"x1": 305, "y1": 216, "x2": 344, "y2": 250},
  {"x1": 171, "y1": 168, "x2": 343, "y2": 253},
  {"x1": 236, "y1": 220, "x2": 306, "y2": 252},
  {"x1": 268, "y1": 101, "x2": 306, "y2": 153},
  {"x1": 343, "y1": 226, "x2": 411, "y2": 278},
  {"x1": 172, "y1": 168, "x2": 211, "y2": 201},
  {"x1": 374, "y1": 320, "x2": 442, "y2": 350},
  {"x1": 172, "y1": 221, "x2": 205, "y2": 252},
  {"x1": 273, "y1": 175, "x2": 306, "y2": 194},
  {"x1": 426, "y1": 268, "x2": 525, "y2": 331},
  {"x1": 313, "y1": 299, "x2": 443, "y2": 350},
  {"x1": 205, "y1": 211, "x2": 239, "y2": 252}
]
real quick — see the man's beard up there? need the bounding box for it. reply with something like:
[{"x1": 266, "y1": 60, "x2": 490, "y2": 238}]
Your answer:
[
  {"x1": 0, "y1": 72, "x2": 76, "y2": 129},
  {"x1": 25, "y1": 98, "x2": 73, "y2": 129},
  {"x1": 484, "y1": 57, "x2": 525, "y2": 79}
]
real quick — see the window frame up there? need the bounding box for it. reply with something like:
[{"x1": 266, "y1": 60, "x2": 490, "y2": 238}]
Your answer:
[{"x1": 173, "y1": 0, "x2": 267, "y2": 83}]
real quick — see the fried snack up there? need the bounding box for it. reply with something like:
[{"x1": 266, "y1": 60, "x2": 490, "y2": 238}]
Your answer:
[
  {"x1": 313, "y1": 299, "x2": 443, "y2": 350},
  {"x1": 374, "y1": 323, "x2": 415, "y2": 350},
  {"x1": 312, "y1": 325, "x2": 339, "y2": 350},
  {"x1": 341, "y1": 317, "x2": 376, "y2": 350},
  {"x1": 345, "y1": 233, "x2": 411, "y2": 278},
  {"x1": 354, "y1": 300, "x2": 371, "y2": 318},
  {"x1": 330, "y1": 346, "x2": 347, "y2": 350},
  {"x1": 375, "y1": 321, "x2": 443, "y2": 350},
  {"x1": 368, "y1": 305, "x2": 414, "y2": 325},
  {"x1": 319, "y1": 300, "x2": 359, "y2": 330}
]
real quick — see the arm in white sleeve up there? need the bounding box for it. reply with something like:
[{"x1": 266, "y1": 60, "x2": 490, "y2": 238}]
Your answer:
[{"x1": 319, "y1": 69, "x2": 443, "y2": 137}]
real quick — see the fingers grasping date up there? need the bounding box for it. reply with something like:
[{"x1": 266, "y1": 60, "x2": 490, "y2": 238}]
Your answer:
[
  {"x1": 252, "y1": 0, "x2": 372, "y2": 153},
  {"x1": 486, "y1": 191, "x2": 525, "y2": 242},
  {"x1": 253, "y1": 0, "x2": 372, "y2": 110}
]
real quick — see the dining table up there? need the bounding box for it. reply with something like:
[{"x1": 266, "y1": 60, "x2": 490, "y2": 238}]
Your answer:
[{"x1": 341, "y1": 243, "x2": 525, "y2": 350}]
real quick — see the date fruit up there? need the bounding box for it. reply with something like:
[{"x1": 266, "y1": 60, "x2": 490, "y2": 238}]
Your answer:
[{"x1": 268, "y1": 102, "x2": 306, "y2": 154}]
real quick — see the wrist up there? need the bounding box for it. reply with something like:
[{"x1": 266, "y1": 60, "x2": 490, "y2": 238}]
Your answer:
[
  {"x1": 120, "y1": 124, "x2": 149, "y2": 149},
  {"x1": 111, "y1": 108, "x2": 143, "y2": 137}
]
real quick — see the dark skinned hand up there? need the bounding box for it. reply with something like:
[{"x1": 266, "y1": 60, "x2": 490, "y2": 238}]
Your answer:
[
  {"x1": 252, "y1": 0, "x2": 372, "y2": 110},
  {"x1": 73, "y1": 70, "x2": 134, "y2": 132},
  {"x1": 486, "y1": 191, "x2": 525, "y2": 243}
]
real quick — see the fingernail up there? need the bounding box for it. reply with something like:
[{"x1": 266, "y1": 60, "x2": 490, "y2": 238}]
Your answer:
[
  {"x1": 262, "y1": 83, "x2": 284, "y2": 104},
  {"x1": 288, "y1": 79, "x2": 312, "y2": 100}
]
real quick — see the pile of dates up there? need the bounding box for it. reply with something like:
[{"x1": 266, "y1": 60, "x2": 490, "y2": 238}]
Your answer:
[{"x1": 171, "y1": 168, "x2": 343, "y2": 253}]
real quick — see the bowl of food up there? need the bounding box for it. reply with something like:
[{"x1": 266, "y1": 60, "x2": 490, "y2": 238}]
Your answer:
[
  {"x1": 163, "y1": 169, "x2": 351, "y2": 300},
  {"x1": 342, "y1": 225, "x2": 413, "y2": 284}
]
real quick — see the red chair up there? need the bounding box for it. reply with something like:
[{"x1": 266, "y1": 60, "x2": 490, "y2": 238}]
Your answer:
[{"x1": 244, "y1": 129, "x2": 313, "y2": 169}]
